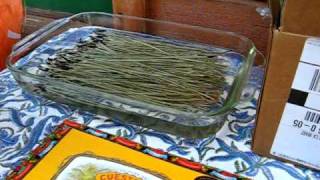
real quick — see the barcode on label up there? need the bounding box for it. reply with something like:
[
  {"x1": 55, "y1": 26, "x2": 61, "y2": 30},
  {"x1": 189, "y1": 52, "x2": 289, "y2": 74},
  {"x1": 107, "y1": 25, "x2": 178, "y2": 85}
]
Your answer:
[
  {"x1": 305, "y1": 111, "x2": 320, "y2": 124},
  {"x1": 309, "y1": 69, "x2": 320, "y2": 92}
]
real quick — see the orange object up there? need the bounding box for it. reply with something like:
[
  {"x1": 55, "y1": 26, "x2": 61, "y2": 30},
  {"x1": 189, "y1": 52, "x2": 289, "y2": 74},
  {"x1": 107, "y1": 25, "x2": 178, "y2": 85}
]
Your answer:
[{"x1": 0, "y1": 0, "x2": 24, "y2": 70}]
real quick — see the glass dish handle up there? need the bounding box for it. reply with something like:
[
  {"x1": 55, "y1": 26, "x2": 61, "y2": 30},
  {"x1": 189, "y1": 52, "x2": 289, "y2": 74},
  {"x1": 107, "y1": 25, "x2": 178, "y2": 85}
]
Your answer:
[
  {"x1": 240, "y1": 50, "x2": 266, "y2": 103},
  {"x1": 12, "y1": 18, "x2": 70, "y2": 56}
]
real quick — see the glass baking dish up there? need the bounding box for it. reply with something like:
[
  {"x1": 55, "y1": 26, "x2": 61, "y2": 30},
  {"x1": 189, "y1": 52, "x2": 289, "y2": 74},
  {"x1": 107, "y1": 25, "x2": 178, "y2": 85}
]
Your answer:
[{"x1": 7, "y1": 13, "x2": 265, "y2": 138}]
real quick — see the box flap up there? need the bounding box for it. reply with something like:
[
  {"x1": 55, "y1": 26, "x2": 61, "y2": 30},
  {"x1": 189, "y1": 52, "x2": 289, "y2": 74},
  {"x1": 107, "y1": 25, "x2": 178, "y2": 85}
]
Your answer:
[{"x1": 280, "y1": 0, "x2": 320, "y2": 36}]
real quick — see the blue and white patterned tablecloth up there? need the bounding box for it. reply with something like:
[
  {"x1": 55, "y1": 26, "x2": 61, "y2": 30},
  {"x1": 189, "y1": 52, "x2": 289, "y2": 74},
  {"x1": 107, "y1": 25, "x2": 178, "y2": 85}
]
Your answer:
[{"x1": 1, "y1": 30, "x2": 320, "y2": 180}]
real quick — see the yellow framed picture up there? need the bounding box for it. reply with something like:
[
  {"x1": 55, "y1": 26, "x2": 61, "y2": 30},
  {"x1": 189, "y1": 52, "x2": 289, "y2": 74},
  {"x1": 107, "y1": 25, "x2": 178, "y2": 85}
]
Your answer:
[{"x1": 7, "y1": 120, "x2": 246, "y2": 180}]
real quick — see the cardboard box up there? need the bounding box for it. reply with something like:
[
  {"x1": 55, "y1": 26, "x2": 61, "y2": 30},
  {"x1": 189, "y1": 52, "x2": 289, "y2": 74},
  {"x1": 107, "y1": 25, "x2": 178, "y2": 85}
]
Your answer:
[
  {"x1": 280, "y1": 0, "x2": 320, "y2": 36},
  {"x1": 253, "y1": 31, "x2": 308, "y2": 155},
  {"x1": 253, "y1": 0, "x2": 320, "y2": 169}
]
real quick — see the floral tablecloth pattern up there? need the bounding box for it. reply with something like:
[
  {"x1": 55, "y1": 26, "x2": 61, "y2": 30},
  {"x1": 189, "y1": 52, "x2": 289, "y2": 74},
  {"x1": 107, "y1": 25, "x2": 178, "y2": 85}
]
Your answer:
[{"x1": 2, "y1": 69, "x2": 320, "y2": 180}]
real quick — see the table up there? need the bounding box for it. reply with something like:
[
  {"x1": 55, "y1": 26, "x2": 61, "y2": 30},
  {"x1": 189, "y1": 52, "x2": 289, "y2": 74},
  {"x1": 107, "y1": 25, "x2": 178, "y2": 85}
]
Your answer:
[
  {"x1": 2, "y1": 70, "x2": 320, "y2": 180},
  {"x1": 1, "y1": 32, "x2": 319, "y2": 180}
]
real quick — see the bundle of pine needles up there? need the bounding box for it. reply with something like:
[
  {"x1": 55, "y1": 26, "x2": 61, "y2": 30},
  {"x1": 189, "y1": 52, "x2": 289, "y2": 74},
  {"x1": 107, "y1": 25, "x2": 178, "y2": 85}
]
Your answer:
[{"x1": 40, "y1": 29, "x2": 228, "y2": 113}]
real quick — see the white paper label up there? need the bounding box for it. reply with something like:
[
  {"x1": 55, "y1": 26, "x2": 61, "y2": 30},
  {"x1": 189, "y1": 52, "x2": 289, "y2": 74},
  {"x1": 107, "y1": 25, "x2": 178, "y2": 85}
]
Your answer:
[
  {"x1": 301, "y1": 38, "x2": 320, "y2": 66},
  {"x1": 292, "y1": 63, "x2": 320, "y2": 95},
  {"x1": 305, "y1": 93, "x2": 320, "y2": 110},
  {"x1": 271, "y1": 38, "x2": 320, "y2": 170},
  {"x1": 271, "y1": 104, "x2": 320, "y2": 169}
]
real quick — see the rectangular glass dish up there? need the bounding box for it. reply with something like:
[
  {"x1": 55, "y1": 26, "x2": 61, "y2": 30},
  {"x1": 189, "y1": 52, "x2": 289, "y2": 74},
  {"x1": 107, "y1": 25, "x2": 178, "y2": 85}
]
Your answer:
[{"x1": 7, "y1": 13, "x2": 265, "y2": 138}]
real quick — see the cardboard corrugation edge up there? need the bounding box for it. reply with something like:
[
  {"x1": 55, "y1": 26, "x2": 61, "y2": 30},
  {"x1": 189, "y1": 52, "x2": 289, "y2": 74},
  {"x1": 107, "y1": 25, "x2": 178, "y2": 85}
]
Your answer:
[{"x1": 251, "y1": 29, "x2": 279, "y2": 155}]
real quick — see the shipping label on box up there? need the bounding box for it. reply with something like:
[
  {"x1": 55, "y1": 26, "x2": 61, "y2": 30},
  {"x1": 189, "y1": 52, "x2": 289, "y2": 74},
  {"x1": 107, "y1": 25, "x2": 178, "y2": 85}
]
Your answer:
[{"x1": 271, "y1": 38, "x2": 320, "y2": 170}]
